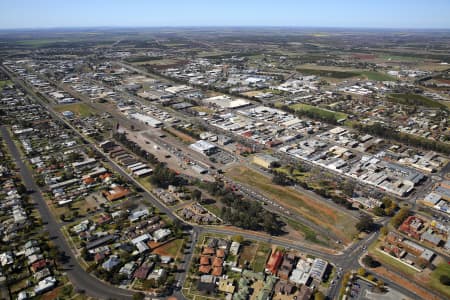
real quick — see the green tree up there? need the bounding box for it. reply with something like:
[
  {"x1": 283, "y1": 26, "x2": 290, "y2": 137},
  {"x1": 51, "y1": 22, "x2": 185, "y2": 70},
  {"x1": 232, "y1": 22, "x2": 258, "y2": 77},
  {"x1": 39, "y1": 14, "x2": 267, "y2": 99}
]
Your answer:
[{"x1": 356, "y1": 215, "x2": 375, "y2": 232}]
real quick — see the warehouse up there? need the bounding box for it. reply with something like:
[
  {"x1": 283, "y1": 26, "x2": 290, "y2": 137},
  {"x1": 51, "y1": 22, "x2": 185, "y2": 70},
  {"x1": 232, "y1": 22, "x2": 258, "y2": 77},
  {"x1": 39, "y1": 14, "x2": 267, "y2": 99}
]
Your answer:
[{"x1": 189, "y1": 140, "x2": 218, "y2": 156}]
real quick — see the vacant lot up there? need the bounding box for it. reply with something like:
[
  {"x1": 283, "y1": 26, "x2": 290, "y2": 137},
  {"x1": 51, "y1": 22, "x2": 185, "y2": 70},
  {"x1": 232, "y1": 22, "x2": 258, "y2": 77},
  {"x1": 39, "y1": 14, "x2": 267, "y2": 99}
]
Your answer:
[
  {"x1": 54, "y1": 102, "x2": 95, "y2": 117},
  {"x1": 151, "y1": 238, "x2": 184, "y2": 258},
  {"x1": 250, "y1": 242, "x2": 271, "y2": 272},
  {"x1": 227, "y1": 166, "x2": 357, "y2": 243},
  {"x1": 289, "y1": 103, "x2": 348, "y2": 121},
  {"x1": 238, "y1": 242, "x2": 258, "y2": 267},
  {"x1": 387, "y1": 93, "x2": 447, "y2": 110}
]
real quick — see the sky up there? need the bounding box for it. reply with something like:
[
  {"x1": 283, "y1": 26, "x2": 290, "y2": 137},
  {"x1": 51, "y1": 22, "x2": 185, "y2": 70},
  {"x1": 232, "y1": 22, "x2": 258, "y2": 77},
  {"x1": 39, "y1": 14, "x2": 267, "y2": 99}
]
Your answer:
[{"x1": 1, "y1": 0, "x2": 450, "y2": 30}]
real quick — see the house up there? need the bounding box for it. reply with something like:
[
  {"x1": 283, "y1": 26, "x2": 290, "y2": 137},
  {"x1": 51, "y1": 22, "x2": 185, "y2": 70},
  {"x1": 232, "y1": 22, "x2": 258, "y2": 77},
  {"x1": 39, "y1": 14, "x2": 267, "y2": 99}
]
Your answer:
[
  {"x1": 102, "y1": 185, "x2": 130, "y2": 201},
  {"x1": 0, "y1": 252, "x2": 13, "y2": 267},
  {"x1": 34, "y1": 276, "x2": 57, "y2": 294},
  {"x1": 129, "y1": 208, "x2": 149, "y2": 222},
  {"x1": 34, "y1": 268, "x2": 51, "y2": 281},
  {"x1": 31, "y1": 259, "x2": 48, "y2": 273},
  {"x1": 147, "y1": 268, "x2": 167, "y2": 281},
  {"x1": 266, "y1": 251, "x2": 283, "y2": 275},
  {"x1": 134, "y1": 262, "x2": 154, "y2": 280},
  {"x1": 212, "y1": 266, "x2": 223, "y2": 276},
  {"x1": 230, "y1": 242, "x2": 240, "y2": 255},
  {"x1": 153, "y1": 228, "x2": 171, "y2": 242},
  {"x1": 119, "y1": 261, "x2": 137, "y2": 279},
  {"x1": 102, "y1": 255, "x2": 120, "y2": 271}
]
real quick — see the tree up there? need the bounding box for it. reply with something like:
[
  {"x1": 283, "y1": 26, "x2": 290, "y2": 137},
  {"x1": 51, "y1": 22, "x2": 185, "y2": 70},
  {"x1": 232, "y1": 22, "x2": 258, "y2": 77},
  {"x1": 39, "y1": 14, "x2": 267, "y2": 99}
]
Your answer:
[
  {"x1": 440, "y1": 275, "x2": 450, "y2": 286},
  {"x1": 314, "y1": 291, "x2": 325, "y2": 300},
  {"x1": 132, "y1": 292, "x2": 145, "y2": 300},
  {"x1": 356, "y1": 216, "x2": 375, "y2": 232},
  {"x1": 232, "y1": 235, "x2": 244, "y2": 243},
  {"x1": 357, "y1": 267, "x2": 366, "y2": 277},
  {"x1": 192, "y1": 189, "x2": 202, "y2": 202},
  {"x1": 363, "y1": 255, "x2": 380, "y2": 268},
  {"x1": 391, "y1": 208, "x2": 410, "y2": 228}
]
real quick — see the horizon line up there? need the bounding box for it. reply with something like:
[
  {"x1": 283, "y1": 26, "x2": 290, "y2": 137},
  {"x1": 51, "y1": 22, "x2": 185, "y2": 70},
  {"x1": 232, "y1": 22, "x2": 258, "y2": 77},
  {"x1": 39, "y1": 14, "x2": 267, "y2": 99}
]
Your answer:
[{"x1": 1, "y1": 25, "x2": 450, "y2": 31}]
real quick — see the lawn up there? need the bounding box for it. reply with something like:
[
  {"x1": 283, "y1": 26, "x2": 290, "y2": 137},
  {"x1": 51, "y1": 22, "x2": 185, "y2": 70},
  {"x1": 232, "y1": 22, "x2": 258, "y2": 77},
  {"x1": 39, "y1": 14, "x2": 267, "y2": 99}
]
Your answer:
[
  {"x1": 360, "y1": 71, "x2": 396, "y2": 81},
  {"x1": 227, "y1": 166, "x2": 357, "y2": 243},
  {"x1": 387, "y1": 93, "x2": 447, "y2": 110},
  {"x1": 430, "y1": 263, "x2": 450, "y2": 298},
  {"x1": 54, "y1": 102, "x2": 95, "y2": 117},
  {"x1": 289, "y1": 103, "x2": 348, "y2": 121}
]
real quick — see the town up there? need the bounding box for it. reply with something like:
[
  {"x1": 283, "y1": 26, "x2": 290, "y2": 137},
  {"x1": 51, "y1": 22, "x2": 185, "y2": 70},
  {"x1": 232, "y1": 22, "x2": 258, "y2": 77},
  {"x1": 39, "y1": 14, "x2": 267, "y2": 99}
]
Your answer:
[{"x1": 1, "y1": 4, "x2": 450, "y2": 300}]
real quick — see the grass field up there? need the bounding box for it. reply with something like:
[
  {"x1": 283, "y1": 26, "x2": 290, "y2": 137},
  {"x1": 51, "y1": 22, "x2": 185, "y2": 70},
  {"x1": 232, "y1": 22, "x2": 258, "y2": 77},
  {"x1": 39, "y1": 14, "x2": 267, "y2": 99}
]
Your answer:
[
  {"x1": 387, "y1": 93, "x2": 447, "y2": 109},
  {"x1": 54, "y1": 102, "x2": 95, "y2": 117},
  {"x1": 297, "y1": 67, "x2": 358, "y2": 78},
  {"x1": 360, "y1": 71, "x2": 396, "y2": 81},
  {"x1": 227, "y1": 166, "x2": 357, "y2": 243},
  {"x1": 430, "y1": 263, "x2": 450, "y2": 298},
  {"x1": 289, "y1": 103, "x2": 348, "y2": 121}
]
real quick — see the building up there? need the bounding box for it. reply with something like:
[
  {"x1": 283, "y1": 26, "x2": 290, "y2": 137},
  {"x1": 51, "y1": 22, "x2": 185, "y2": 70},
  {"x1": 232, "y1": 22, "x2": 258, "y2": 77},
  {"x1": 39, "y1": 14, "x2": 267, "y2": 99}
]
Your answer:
[
  {"x1": 266, "y1": 251, "x2": 283, "y2": 275},
  {"x1": 189, "y1": 140, "x2": 218, "y2": 156},
  {"x1": 310, "y1": 258, "x2": 328, "y2": 280}
]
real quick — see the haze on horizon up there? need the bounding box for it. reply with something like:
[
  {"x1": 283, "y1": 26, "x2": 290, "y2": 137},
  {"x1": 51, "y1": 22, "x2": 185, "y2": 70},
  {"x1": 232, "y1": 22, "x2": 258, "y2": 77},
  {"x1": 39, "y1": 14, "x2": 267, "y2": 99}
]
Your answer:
[{"x1": 1, "y1": 0, "x2": 450, "y2": 30}]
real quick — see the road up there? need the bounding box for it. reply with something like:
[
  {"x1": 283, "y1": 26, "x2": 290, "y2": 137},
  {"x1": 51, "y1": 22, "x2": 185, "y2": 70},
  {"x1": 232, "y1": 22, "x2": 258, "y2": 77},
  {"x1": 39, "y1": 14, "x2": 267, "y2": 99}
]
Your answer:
[{"x1": 0, "y1": 126, "x2": 135, "y2": 300}]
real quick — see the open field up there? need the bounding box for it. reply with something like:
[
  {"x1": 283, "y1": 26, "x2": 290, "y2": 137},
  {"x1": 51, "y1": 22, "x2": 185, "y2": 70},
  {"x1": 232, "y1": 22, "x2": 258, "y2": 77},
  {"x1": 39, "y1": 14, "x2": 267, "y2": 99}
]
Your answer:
[
  {"x1": 289, "y1": 103, "x2": 348, "y2": 121},
  {"x1": 387, "y1": 93, "x2": 447, "y2": 109},
  {"x1": 54, "y1": 102, "x2": 96, "y2": 117},
  {"x1": 226, "y1": 165, "x2": 357, "y2": 243}
]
